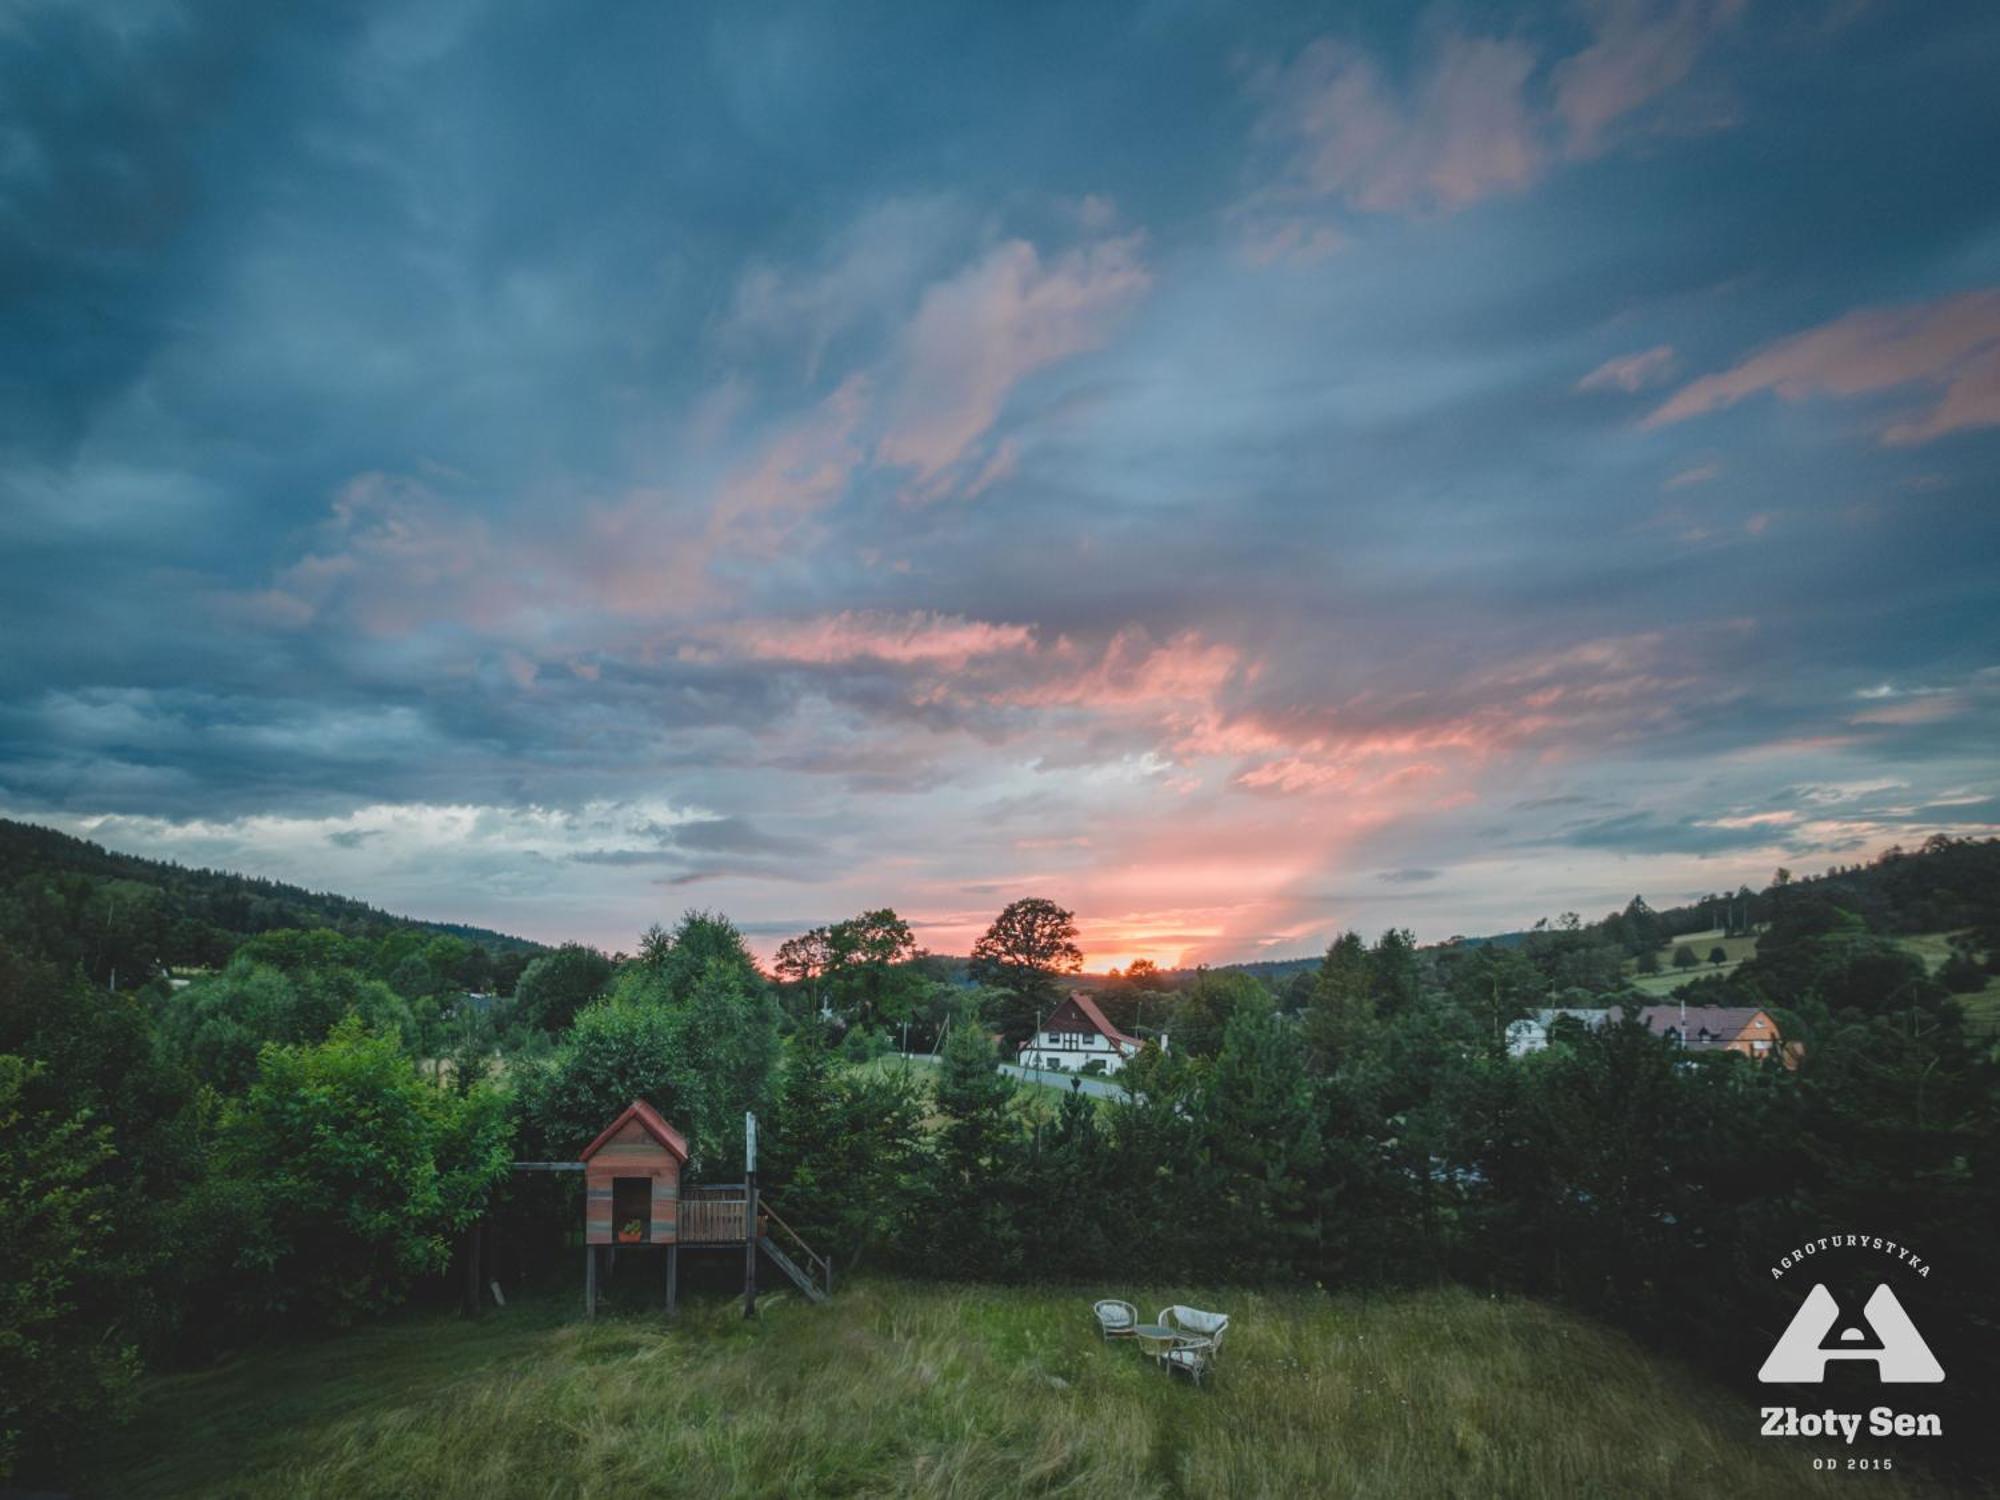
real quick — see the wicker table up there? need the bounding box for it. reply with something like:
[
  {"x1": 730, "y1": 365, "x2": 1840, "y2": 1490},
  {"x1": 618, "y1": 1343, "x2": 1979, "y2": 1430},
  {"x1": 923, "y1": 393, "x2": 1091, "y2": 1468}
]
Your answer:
[{"x1": 1134, "y1": 1323, "x2": 1176, "y2": 1363}]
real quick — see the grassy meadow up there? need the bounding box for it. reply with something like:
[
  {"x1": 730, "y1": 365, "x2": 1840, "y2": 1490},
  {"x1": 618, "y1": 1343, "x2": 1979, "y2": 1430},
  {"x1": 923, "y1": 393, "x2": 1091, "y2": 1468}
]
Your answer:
[
  {"x1": 1625, "y1": 929, "x2": 1760, "y2": 996},
  {"x1": 1896, "y1": 931, "x2": 2000, "y2": 1037},
  {"x1": 89, "y1": 1279, "x2": 1943, "y2": 1500}
]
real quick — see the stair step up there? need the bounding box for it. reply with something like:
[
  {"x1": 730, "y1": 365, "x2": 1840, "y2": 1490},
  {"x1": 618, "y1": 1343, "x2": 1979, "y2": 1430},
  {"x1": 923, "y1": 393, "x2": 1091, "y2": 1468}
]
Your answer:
[{"x1": 758, "y1": 1235, "x2": 828, "y2": 1304}]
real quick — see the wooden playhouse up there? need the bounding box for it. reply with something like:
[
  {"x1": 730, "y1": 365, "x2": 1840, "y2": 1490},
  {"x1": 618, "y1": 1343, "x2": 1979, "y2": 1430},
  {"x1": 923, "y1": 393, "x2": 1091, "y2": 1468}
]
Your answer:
[{"x1": 565, "y1": 1098, "x2": 831, "y2": 1318}]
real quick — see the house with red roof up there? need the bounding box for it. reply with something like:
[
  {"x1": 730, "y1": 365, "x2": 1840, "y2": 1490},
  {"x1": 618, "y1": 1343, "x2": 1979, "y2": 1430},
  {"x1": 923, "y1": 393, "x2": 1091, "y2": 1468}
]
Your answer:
[
  {"x1": 1638, "y1": 1003, "x2": 1798, "y2": 1066},
  {"x1": 1019, "y1": 992, "x2": 1151, "y2": 1075}
]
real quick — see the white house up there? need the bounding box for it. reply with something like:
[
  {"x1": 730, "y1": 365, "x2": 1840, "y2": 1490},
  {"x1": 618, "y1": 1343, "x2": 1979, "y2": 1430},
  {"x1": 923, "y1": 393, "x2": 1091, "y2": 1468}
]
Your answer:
[
  {"x1": 1019, "y1": 993, "x2": 1148, "y2": 1075},
  {"x1": 1506, "y1": 1007, "x2": 1611, "y2": 1057}
]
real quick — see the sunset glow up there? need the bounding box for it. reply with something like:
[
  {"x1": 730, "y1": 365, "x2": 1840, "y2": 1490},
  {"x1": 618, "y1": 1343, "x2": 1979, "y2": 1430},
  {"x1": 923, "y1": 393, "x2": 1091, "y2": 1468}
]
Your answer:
[{"x1": 3, "y1": 5, "x2": 1997, "y2": 964}]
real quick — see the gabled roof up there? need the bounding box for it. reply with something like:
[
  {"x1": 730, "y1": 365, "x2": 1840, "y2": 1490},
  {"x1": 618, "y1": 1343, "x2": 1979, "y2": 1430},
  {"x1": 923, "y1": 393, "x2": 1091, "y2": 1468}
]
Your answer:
[
  {"x1": 578, "y1": 1098, "x2": 689, "y2": 1162},
  {"x1": 1053, "y1": 992, "x2": 1140, "y2": 1051},
  {"x1": 1637, "y1": 1005, "x2": 1773, "y2": 1049}
]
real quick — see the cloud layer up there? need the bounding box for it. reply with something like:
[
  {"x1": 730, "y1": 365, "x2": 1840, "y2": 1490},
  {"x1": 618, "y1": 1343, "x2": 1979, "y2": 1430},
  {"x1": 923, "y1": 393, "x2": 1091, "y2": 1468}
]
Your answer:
[{"x1": 3, "y1": 1, "x2": 1998, "y2": 965}]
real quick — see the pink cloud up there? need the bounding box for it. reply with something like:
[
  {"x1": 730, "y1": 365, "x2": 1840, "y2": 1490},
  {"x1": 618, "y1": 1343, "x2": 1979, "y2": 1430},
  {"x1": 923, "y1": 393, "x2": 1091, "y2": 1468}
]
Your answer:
[
  {"x1": 1577, "y1": 344, "x2": 1678, "y2": 393},
  {"x1": 720, "y1": 611, "x2": 1036, "y2": 669},
  {"x1": 1554, "y1": 0, "x2": 1744, "y2": 158},
  {"x1": 875, "y1": 235, "x2": 1150, "y2": 492},
  {"x1": 243, "y1": 472, "x2": 508, "y2": 639},
  {"x1": 707, "y1": 374, "x2": 872, "y2": 554},
  {"x1": 1647, "y1": 288, "x2": 2000, "y2": 444},
  {"x1": 1238, "y1": 219, "x2": 1347, "y2": 267},
  {"x1": 721, "y1": 196, "x2": 965, "y2": 381},
  {"x1": 1251, "y1": 32, "x2": 1543, "y2": 217},
  {"x1": 1239, "y1": 9, "x2": 1738, "y2": 248},
  {"x1": 1663, "y1": 461, "x2": 1718, "y2": 490},
  {"x1": 500, "y1": 650, "x2": 539, "y2": 689},
  {"x1": 999, "y1": 629, "x2": 1243, "y2": 711}
]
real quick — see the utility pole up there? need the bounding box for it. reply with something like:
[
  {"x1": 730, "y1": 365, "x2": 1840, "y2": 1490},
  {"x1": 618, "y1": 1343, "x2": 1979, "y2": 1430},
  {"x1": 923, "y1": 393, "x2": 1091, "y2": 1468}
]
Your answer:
[{"x1": 742, "y1": 1111, "x2": 758, "y2": 1320}]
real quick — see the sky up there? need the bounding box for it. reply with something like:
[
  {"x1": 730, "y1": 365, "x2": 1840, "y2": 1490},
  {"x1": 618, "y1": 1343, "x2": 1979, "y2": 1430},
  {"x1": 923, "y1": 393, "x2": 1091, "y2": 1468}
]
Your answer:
[{"x1": 3, "y1": 1, "x2": 1998, "y2": 969}]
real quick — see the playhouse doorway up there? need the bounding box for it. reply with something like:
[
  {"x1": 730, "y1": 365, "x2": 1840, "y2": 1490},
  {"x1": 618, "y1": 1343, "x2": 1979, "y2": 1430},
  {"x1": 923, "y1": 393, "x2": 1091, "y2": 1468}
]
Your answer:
[{"x1": 612, "y1": 1176, "x2": 651, "y2": 1242}]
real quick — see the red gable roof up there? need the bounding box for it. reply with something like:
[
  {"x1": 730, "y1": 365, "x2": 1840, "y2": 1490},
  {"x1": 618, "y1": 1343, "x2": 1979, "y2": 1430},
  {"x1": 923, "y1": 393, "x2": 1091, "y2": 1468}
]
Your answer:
[
  {"x1": 1050, "y1": 992, "x2": 1139, "y2": 1051},
  {"x1": 1636, "y1": 1005, "x2": 1774, "y2": 1049},
  {"x1": 578, "y1": 1098, "x2": 690, "y2": 1162}
]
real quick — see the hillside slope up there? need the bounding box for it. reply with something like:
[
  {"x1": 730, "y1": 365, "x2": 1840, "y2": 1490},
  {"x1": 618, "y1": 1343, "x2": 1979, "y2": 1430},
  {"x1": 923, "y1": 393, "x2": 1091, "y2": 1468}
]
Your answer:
[{"x1": 94, "y1": 1280, "x2": 1941, "y2": 1500}]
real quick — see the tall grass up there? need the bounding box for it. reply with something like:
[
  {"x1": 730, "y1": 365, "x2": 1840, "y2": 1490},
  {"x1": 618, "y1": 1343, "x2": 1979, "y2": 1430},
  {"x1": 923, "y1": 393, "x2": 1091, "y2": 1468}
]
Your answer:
[{"x1": 94, "y1": 1279, "x2": 1941, "y2": 1499}]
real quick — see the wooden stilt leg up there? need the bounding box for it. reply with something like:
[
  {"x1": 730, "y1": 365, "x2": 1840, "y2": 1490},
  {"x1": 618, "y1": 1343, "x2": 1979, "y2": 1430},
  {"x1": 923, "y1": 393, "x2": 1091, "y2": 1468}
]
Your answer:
[
  {"x1": 666, "y1": 1244, "x2": 678, "y2": 1317},
  {"x1": 585, "y1": 1243, "x2": 597, "y2": 1320},
  {"x1": 461, "y1": 1222, "x2": 482, "y2": 1318}
]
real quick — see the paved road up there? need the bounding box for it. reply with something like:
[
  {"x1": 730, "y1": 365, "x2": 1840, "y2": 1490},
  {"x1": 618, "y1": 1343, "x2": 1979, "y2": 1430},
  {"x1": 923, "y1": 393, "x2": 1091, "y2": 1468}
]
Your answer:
[{"x1": 895, "y1": 1052, "x2": 1126, "y2": 1099}]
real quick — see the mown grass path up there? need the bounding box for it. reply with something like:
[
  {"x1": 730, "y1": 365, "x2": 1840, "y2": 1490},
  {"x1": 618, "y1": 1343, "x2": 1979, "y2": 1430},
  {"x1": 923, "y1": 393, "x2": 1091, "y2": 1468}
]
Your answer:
[{"x1": 92, "y1": 1280, "x2": 1943, "y2": 1499}]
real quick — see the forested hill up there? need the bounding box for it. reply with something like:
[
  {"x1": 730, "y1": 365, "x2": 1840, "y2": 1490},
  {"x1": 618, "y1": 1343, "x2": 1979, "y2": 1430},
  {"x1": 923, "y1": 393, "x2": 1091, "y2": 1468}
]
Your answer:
[
  {"x1": 1166, "y1": 834, "x2": 2000, "y2": 980},
  {"x1": 0, "y1": 817, "x2": 542, "y2": 985}
]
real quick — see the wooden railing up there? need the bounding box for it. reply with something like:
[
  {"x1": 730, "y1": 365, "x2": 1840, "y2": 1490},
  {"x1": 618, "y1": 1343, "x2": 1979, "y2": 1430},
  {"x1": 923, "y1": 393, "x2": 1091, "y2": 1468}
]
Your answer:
[
  {"x1": 679, "y1": 1186, "x2": 748, "y2": 1244},
  {"x1": 669, "y1": 1187, "x2": 833, "y2": 1299}
]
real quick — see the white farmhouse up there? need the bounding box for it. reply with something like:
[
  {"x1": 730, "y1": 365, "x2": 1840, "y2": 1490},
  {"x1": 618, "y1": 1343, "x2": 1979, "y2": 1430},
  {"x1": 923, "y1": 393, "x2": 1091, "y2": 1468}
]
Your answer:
[
  {"x1": 1019, "y1": 993, "x2": 1148, "y2": 1075},
  {"x1": 1506, "y1": 1007, "x2": 1611, "y2": 1057}
]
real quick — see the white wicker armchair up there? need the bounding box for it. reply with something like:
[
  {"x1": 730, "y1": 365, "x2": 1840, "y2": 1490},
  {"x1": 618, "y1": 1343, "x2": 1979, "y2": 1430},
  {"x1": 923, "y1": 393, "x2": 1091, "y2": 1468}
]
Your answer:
[
  {"x1": 1157, "y1": 1305, "x2": 1229, "y2": 1384},
  {"x1": 1092, "y1": 1298, "x2": 1139, "y2": 1340}
]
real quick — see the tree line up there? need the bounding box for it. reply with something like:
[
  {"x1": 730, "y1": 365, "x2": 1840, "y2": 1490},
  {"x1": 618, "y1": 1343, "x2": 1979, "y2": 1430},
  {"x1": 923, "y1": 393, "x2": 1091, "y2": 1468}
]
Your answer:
[{"x1": 2, "y1": 839, "x2": 1997, "y2": 1483}]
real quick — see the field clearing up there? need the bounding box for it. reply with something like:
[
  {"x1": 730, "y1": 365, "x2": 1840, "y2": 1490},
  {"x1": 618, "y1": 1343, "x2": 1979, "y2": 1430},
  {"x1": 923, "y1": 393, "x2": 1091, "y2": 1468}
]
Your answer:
[
  {"x1": 89, "y1": 1280, "x2": 1944, "y2": 1500},
  {"x1": 1896, "y1": 932, "x2": 1961, "y2": 971},
  {"x1": 1625, "y1": 930, "x2": 1759, "y2": 996},
  {"x1": 1896, "y1": 932, "x2": 2000, "y2": 1037},
  {"x1": 852, "y1": 1052, "x2": 1110, "y2": 1121}
]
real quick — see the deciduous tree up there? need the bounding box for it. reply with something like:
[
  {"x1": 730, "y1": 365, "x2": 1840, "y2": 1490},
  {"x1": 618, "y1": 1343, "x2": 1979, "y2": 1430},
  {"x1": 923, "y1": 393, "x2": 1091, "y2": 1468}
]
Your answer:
[
  {"x1": 512, "y1": 943, "x2": 613, "y2": 1033},
  {"x1": 969, "y1": 898, "x2": 1082, "y2": 1044}
]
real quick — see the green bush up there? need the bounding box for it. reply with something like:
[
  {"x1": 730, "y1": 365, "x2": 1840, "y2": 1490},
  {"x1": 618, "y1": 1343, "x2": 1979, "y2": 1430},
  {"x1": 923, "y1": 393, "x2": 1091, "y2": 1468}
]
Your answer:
[
  {"x1": 162, "y1": 957, "x2": 414, "y2": 1093},
  {"x1": 511, "y1": 944, "x2": 613, "y2": 1033},
  {"x1": 218, "y1": 1020, "x2": 512, "y2": 1326},
  {"x1": 516, "y1": 954, "x2": 779, "y2": 1173},
  {"x1": 0, "y1": 1056, "x2": 139, "y2": 1482}
]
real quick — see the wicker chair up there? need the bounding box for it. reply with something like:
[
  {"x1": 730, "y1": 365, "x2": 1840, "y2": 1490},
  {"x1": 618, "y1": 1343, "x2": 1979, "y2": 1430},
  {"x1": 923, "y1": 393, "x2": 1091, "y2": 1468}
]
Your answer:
[
  {"x1": 1092, "y1": 1298, "x2": 1139, "y2": 1340},
  {"x1": 1157, "y1": 1305, "x2": 1229, "y2": 1385}
]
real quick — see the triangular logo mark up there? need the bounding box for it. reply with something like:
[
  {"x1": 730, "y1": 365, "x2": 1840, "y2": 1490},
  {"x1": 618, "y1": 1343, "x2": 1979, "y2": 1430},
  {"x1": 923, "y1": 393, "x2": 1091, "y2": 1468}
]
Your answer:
[{"x1": 1759, "y1": 1284, "x2": 1944, "y2": 1383}]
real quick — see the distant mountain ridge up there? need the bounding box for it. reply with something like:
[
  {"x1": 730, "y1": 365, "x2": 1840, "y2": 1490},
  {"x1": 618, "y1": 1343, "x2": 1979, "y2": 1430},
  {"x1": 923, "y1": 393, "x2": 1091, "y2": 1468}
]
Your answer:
[{"x1": 0, "y1": 817, "x2": 542, "y2": 979}]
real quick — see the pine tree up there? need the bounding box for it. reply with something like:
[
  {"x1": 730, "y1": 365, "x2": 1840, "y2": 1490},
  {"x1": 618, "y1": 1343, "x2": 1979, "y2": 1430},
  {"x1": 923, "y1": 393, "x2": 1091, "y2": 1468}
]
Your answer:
[
  {"x1": 1199, "y1": 1009, "x2": 1322, "y2": 1277},
  {"x1": 928, "y1": 1020, "x2": 1022, "y2": 1276}
]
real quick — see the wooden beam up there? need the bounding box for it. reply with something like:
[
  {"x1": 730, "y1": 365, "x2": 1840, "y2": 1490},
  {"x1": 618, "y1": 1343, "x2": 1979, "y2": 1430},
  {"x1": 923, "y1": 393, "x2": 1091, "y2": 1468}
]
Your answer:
[
  {"x1": 584, "y1": 1244, "x2": 597, "y2": 1320},
  {"x1": 742, "y1": 1171, "x2": 758, "y2": 1319},
  {"x1": 460, "y1": 1222, "x2": 482, "y2": 1318}
]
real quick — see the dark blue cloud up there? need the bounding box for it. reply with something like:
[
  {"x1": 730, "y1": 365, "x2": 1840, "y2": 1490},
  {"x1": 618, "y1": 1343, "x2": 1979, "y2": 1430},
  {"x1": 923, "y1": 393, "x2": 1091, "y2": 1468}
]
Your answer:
[{"x1": 2, "y1": 0, "x2": 1996, "y2": 957}]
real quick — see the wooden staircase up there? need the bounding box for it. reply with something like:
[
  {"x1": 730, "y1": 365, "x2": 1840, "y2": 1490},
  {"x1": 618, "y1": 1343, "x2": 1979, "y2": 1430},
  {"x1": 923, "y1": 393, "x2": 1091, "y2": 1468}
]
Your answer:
[{"x1": 759, "y1": 1200, "x2": 833, "y2": 1304}]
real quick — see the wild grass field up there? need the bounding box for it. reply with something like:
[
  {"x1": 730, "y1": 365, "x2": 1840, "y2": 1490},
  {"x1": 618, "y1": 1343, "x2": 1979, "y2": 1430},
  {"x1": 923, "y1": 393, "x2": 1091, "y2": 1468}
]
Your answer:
[{"x1": 91, "y1": 1279, "x2": 1942, "y2": 1500}]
